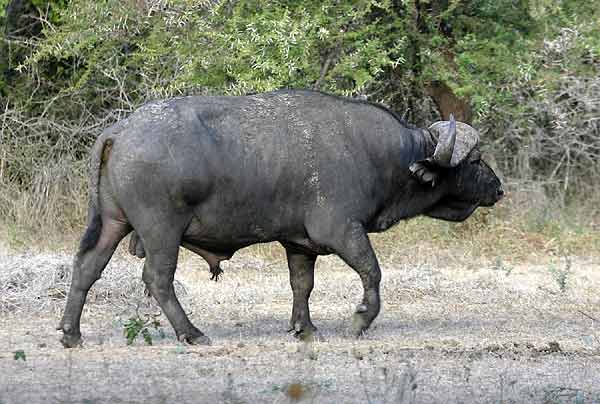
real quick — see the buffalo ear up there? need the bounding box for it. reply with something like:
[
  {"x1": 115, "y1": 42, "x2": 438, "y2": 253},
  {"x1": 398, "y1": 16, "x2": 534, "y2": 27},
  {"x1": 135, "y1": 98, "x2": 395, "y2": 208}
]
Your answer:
[{"x1": 409, "y1": 159, "x2": 439, "y2": 186}]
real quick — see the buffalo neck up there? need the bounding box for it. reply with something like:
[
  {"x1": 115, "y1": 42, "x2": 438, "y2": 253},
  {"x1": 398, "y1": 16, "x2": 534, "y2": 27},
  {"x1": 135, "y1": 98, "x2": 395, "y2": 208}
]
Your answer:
[{"x1": 366, "y1": 127, "x2": 447, "y2": 232}]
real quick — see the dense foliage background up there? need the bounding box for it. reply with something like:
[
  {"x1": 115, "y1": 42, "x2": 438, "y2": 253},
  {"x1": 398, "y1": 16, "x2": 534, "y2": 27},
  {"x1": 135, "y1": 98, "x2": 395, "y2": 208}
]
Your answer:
[{"x1": 1, "y1": 0, "x2": 599, "y2": 240}]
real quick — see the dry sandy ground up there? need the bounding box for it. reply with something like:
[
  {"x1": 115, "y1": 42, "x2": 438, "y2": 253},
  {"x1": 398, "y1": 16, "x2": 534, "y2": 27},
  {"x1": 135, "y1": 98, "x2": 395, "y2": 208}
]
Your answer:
[{"x1": 1, "y1": 242, "x2": 600, "y2": 403}]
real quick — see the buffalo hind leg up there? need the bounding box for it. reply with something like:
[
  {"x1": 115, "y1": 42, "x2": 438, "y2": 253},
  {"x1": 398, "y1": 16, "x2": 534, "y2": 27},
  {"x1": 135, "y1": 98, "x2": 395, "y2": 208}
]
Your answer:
[
  {"x1": 285, "y1": 247, "x2": 317, "y2": 339},
  {"x1": 141, "y1": 229, "x2": 210, "y2": 345},
  {"x1": 59, "y1": 219, "x2": 130, "y2": 348}
]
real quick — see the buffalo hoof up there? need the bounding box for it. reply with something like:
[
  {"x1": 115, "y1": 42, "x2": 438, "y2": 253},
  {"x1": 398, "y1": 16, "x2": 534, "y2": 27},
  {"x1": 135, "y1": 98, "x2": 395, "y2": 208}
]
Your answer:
[
  {"x1": 178, "y1": 332, "x2": 211, "y2": 346},
  {"x1": 57, "y1": 322, "x2": 82, "y2": 348},
  {"x1": 288, "y1": 322, "x2": 319, "y2": 342},
  {"x1": 351, "y1": 312, "x2": 370, "y2": 338},
  {"x1": 60, "y1": 331, "x2": 83, "y2": 348}
]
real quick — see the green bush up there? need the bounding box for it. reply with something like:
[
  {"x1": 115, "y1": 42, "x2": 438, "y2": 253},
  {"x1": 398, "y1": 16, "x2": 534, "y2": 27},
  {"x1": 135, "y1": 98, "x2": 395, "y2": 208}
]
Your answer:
[{"x1": 1, "y1": 0, "x2": 599, "y2": 241}]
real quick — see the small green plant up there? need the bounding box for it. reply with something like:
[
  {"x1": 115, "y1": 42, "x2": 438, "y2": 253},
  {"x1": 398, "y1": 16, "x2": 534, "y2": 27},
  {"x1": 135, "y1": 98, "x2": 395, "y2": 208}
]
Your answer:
[
  {"x1": 548, "y1": 255, "x2": 572, "y2": 293},
  {"x1": 123, "y1": 315, "x2": 164, "y2": 346},
  {"x1": 13, "y1": 350, "x2": 26, "y2": 361}
]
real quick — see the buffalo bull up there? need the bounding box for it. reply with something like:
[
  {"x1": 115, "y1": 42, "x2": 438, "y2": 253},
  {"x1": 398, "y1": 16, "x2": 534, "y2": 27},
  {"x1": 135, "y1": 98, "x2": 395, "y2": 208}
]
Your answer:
[{"x1": 58, "y1": 90, "x2": 503, "y2": 347}]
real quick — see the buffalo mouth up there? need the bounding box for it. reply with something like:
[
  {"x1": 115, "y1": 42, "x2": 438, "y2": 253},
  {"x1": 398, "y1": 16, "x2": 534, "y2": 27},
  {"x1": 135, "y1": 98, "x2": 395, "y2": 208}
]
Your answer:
[
  {"x1": 444, "y1": 199, "x2": 479, "y2": 214},
  {"x1": 426, "y1": 199, "x2": 479, "y2": 222},
  {"x1": 480, "y1": 189, "x2": 504, "y2": 207}
]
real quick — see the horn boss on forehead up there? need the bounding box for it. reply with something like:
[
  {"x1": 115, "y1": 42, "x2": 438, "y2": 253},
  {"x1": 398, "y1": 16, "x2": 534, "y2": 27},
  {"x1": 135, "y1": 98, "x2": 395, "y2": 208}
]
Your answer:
[{"x1": 429, "y1": 117, "x2": 480, "y2": 167}]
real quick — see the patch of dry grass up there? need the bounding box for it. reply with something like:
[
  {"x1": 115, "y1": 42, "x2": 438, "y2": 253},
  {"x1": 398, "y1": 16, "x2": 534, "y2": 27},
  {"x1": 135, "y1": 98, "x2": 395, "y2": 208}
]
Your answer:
[
  {"x1": 0, "y1": 252, "x2": 143, "y2": 317},
  {"x1": 1, "y1": 247, "x2": 600, "y2": 403},
  {"x1": 0, "y1": 160, "x2": 88, "y2": 250}
]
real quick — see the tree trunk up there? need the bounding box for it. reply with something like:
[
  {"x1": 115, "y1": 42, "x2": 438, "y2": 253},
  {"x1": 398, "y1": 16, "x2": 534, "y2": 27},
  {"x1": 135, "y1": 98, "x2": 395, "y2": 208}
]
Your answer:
[{"x1": 426, "y1": 81, "x2": 473, "y2": 124}]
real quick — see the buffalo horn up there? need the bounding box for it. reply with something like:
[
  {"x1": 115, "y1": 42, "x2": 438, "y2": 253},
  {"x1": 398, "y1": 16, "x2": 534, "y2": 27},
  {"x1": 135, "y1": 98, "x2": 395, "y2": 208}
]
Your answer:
[{"x1": 431, "y1": 114, "x2": 457, "y2": 167}]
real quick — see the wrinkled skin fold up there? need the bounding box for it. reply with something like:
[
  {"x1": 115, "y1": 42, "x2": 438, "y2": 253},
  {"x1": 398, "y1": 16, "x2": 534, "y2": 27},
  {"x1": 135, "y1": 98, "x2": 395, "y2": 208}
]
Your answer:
[{"x1": 58, "y1": 90, "x2": 503, "y2": 347}]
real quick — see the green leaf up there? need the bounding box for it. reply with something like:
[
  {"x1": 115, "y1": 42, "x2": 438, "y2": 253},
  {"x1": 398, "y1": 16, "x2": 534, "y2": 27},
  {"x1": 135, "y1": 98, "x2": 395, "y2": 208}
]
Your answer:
[
  {"x1": 141, "y1": 328, "x2": 153, "y2": 346},
  {"x1": 14, "y1": 350, "x2": 26, "y2": 361},
  {"x1": 123, "y1": 317, "x2": 146, "y2": 345}
]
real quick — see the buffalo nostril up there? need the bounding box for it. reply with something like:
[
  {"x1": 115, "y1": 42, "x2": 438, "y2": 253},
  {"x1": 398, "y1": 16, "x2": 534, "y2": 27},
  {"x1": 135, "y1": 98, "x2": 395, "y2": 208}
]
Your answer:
[{"x1": 497, "y1": 188, "x2": 504, "y2": 198}]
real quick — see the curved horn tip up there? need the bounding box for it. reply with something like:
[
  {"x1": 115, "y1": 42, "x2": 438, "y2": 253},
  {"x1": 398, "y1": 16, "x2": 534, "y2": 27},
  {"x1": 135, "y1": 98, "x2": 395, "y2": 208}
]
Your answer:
[{"x1": 448, "y1": 114, "x2": 456, "y2": 134}]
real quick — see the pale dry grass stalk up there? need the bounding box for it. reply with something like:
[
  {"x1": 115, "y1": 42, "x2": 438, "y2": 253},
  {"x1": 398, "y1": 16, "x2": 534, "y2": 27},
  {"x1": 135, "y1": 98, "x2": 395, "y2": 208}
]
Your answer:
[
  {"x1": 0, "y1": 252, "x2": 147, "y2": 316},
  {"x1": 3, "y1": 247, "x2": 600, "y2": 403}
]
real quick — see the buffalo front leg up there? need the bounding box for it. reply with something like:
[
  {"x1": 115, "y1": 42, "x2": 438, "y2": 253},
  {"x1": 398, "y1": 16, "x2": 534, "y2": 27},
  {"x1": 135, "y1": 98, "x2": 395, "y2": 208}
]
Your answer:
[
  {"x1": 342, "y1": 224, "x2": 382, "y2": 336},
  {"x1": 141, "y1": 236, "x2": 210, "y2": 345},
  {"x1": 285, "y1": 247, "x2": 317, "y2": 339},
  {"x1": 312, "y1": 221, "x2": 381, "y2": 336}
]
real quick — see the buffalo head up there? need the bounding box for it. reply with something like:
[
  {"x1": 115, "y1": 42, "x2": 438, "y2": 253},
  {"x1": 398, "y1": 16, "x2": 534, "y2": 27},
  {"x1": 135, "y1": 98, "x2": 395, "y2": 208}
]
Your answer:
[{"x1": 409, "y1": 115, "x2": 503, "y2": 221}]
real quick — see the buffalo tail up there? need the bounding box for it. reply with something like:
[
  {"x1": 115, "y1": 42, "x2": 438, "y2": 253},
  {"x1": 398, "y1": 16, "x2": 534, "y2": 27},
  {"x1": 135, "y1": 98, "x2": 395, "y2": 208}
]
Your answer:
[{"x1": 78, "y1": 135, "x2": 113, "y2": 255}]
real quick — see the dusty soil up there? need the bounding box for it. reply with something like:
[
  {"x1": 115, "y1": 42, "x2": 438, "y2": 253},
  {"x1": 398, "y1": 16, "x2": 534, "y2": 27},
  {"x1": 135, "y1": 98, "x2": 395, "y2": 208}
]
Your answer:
[{"x1": 1, "y1": 243, "x2": 600, "y2": 403}]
